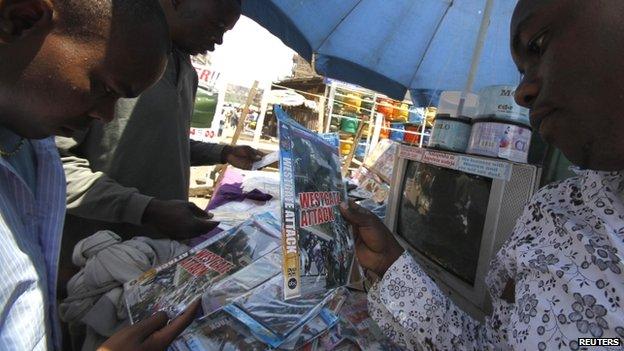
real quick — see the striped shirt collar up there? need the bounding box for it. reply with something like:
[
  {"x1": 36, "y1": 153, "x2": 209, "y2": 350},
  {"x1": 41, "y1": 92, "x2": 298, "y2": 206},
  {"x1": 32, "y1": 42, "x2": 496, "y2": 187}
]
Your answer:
[{"x1": 0, "y1": 136, "x2": 65, "y2": 349}]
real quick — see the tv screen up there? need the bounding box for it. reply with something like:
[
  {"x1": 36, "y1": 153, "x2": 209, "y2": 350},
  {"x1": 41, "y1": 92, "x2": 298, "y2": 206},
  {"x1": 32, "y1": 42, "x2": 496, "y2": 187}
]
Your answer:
[{"x1": 397, "y1": 161, "x2": 492, "y2": 285}]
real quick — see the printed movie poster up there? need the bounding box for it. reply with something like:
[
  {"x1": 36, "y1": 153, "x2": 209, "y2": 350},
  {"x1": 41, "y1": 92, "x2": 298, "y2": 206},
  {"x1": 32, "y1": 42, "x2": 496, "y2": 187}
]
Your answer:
[
  {"x1": 275, "y1": 106, "x2": 354, "y2": 300},
  {"x1": 124, "y1": 213, "x2": 281, "y2": 324}
]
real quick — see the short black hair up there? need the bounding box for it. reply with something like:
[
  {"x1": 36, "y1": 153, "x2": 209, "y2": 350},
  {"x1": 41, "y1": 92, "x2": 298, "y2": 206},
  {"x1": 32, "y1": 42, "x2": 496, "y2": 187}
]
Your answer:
[{"x1": 54, "y1": 0, "x2": 168, "y2": 40}]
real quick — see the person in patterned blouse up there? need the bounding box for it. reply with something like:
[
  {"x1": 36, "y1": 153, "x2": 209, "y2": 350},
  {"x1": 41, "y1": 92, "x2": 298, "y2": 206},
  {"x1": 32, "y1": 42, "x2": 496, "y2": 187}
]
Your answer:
[{"x1": 340, "y1": 1, "x2": 624, "y2": 350}]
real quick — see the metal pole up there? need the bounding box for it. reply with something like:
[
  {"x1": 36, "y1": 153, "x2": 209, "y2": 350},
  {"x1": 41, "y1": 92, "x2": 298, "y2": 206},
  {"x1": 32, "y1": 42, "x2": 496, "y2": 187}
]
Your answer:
[
  {"x1": 458, "y1": 0, "x2": 494, "y2": 115},
  {"x1": 369, "y1": 111, "x2": 383, "y2": 153},
  {"x1": 325, "y1": 83, "x2": 337, "y2": 133},
  {"x1": 317, "y1": 94, "x2": 327, "y2": 133}
]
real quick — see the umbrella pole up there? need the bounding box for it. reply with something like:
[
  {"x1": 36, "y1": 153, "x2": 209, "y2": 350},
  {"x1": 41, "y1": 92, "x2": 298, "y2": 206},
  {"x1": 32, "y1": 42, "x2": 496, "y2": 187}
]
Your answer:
[{"x1": 458, "y1": 0, "x2": 494, "y2": 115}]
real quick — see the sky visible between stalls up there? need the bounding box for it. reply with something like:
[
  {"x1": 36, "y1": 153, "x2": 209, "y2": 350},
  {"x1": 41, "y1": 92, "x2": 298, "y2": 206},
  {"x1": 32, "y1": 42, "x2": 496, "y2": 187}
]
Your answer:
[{"x1": 210, "y1": 16, "x2": 296, "y2": 87}]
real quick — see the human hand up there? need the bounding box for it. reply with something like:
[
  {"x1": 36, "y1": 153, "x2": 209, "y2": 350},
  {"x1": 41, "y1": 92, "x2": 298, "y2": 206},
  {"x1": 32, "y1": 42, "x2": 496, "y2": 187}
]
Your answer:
[
  {"x1": 97, "y1": 300, "x2": 200, "y2": 351},
  {"x1": 339, "y1": 201, "x2": 404, "y2": 276},
  {"x1": 221, "y1": 145, "x2": 263, "y2": 170},
  {"x1": 142, "y1": 199, "x2": 218, "y2": 239}
]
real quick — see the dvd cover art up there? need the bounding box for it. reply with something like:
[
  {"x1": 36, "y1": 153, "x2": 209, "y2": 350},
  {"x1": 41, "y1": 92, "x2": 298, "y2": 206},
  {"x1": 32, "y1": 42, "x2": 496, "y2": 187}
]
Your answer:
[
  {"x1": 223, "y1": 275, "x2": 345, "y2": 349},
  {"x1": 277, "y1": 287, "x2": 346, "y2": 350},
  {"x1": 275, "y1": 106, "x2": 355, "y2": 300},
  {"x1": 124, "y1": 213, "x2": 281, "y2": 324},
  {"x1": 201, "y1": 250, "x2": 282, "y2": 316},
  {"x1": 318, "y1": 291, "x2": 403, "y2": 351},
  {"x1": 176, "y1": 288, "x2": 347, "y2": 351},
  {"x1": 181, "y1": 311, "x2": 269, "y2": 351},
  {"x1": 363, "y1": 139, "x2": 398, "y2": 182},
  {"x1": 348, "y1": 168, "x2": 390, "y2": 204}
]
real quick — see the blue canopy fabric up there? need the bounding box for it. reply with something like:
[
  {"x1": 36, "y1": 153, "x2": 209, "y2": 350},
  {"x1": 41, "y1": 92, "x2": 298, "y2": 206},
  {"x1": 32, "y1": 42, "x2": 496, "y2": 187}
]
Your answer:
[{"x1": 242, "y1": 0, "x2": 521, "y2": 100}]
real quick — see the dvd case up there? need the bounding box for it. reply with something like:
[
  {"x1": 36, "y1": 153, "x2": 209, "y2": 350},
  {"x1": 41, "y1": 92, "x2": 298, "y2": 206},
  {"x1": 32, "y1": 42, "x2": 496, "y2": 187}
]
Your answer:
[
  {"x1": 317, "y1": 291, "x2": 403, "y2": 351},
  {"x1": 275, "y1": 107, "x2": 355, "y2": 300},
  {"x1": 222, "y1": 275, "x2": 345, "y2": 348},
  {"x1": 362, "y1": 139, "x2": 398, "y2": 183},
  {"x1": 175, "y1": 287, "x2": 347, "y2": 351},
  {"x1": 124, "y1": 213, "x2": 281, "y2": 324},
  {"x1": 180, "y1": 311, "x2": 269, "y2": 351}
]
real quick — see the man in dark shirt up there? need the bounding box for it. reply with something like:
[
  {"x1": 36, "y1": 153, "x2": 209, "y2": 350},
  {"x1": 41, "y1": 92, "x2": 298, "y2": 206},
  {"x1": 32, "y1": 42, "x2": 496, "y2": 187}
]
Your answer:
[{"x1": 56, "y1": 0, "x2": 262, "y2": 294}]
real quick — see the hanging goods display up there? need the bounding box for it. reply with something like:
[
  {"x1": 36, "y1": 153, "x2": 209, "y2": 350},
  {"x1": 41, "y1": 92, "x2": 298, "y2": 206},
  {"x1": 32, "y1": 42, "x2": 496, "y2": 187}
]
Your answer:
[
  {"x1": 391, "y1": 102, "x2": 409, "y2": 122},
  {"x1": 389, "y1": 123, "x2": 405, "y2": 141},
  {"x1": 376, "y1": 97, "x2": 394, "y2": 116},
  {"x1": 403, "y1": 123, "x2": 421, "y2": 144},
  {"x1": 343, "y1": 93, "x2": 362, "y2": 113},
  {"x1": 339, "y1": 114, "x2": 359, "y2": 134}
]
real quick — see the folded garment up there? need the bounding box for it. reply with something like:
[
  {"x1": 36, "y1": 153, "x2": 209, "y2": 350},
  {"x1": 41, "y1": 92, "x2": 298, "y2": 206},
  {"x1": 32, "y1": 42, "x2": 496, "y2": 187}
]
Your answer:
[
  {"x1": 207, "y1": 182, "x2": 273, "y2": 210},
  {"x1": 59, "y1": 230, "x2": 189, "y2": 351}
]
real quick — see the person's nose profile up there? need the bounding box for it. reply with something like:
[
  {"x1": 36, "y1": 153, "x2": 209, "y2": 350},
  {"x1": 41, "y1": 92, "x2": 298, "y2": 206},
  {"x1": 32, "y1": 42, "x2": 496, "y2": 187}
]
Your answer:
[{"x1": 514, "y1": 76, "x2": 540, "y2": 109}]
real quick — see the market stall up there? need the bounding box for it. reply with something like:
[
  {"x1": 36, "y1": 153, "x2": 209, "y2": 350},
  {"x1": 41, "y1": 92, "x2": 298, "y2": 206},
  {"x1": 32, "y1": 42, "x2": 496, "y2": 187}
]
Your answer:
[
  {"x1": 134, "y1": 108, "x2": 403, "y2": 350},
  {"x1": 70, "y1": 1, "x2": 561, "y2": 350}
]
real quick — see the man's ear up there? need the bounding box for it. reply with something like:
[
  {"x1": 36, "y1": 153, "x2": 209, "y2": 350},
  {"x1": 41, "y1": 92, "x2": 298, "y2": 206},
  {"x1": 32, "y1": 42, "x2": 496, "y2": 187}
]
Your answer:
[{"x1": 0, "y1": 0, "x2": 53, "y2": 43}]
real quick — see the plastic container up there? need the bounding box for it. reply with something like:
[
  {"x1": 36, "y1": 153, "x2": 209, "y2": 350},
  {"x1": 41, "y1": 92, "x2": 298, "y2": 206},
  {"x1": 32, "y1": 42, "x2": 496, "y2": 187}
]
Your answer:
[
  {"x1": 408, "y1": 107, "x2": 425, "y2": 124},
  {"x1": 428, "y1": 116, "x2": 472, "y2": 152},
  {"x1": 437, "y1": 91, "x2": 479, "y2": 118},
  {"x1": 392, "y1": 103, "x2": 409, "y2": 121},
  {"x1": 340, "y1": 140, "x2": 353, "y2": 155},
  {"x1": 355, "y1": 141, "x2": 367, "y2": 158},
  {"x1": 361, "y1": 124, "x2": 370, "y2": 138},
  {"x1": 343, "y1": 93, "x2": 362, "y2": 113},
  {"x1": 360, "y1": 96, "x2": 375, "y2": 113},
  {"x1": 389, "y1": 123, "x2": 405, "y2": 141},
  {"x1": 191, "y1": 90, "x2": 218, "y2": 128},
  {"x1": 476, "y1": 85, "x2": 529, "y2": 126},
  {"x1": 426, "y1": 91, "x2": 478, "y2": 152},
  {"x1": 403, "y1": 123, "x2": 421, "y2": 144},
  {"x1": 379, "y1": 120, "x2": 391, "y2": 139},
  {"x1": 340, "y1": 114, "x2": 359, "y2": 134},
  {"x1": 467, "y1": 119, "x2": 532, "y2": 163},
  {"x1": 376, "y1": 98, "x2": 395, "y2": 116}
]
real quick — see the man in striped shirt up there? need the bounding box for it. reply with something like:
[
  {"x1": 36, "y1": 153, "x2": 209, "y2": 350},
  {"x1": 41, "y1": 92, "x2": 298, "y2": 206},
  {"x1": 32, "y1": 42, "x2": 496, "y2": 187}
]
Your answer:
[{"x1": 0, "y1": 0, "x2": 197, "y2": 349}]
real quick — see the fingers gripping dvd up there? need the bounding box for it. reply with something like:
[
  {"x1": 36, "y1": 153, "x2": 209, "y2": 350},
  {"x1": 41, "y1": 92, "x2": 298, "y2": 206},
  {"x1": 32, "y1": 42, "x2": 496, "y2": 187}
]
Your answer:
[
  {"x1": 275, "y1": 107, "x2": 355, "y2": 300},
  {"x1": 124, "y1": 213, "x2": 281, "y2": 324}
]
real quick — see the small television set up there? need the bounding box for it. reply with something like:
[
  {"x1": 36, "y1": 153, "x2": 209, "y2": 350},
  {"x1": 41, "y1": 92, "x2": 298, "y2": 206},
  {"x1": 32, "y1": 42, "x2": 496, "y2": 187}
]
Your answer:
[{"x1": 385, "y1": 145, "x2": 541, "y2": 320}]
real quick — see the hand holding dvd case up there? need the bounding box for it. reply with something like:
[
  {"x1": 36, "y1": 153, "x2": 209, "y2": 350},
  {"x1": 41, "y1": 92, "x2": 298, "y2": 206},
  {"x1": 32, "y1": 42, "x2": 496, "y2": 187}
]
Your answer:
[
  {"x1": 275, "y1": 107, "x2": 355, "y2": 300},
  {"x1": 124, "y1": 213, "x2": 282, "y2": 324}
]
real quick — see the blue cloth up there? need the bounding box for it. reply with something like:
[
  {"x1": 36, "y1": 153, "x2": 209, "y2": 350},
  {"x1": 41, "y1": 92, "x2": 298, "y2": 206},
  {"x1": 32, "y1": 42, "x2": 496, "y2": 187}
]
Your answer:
[
  {"x1": 0, "y1": 135, "x2": 65, "y2": 350},
  {"x1": 243, "y1": 0, "x2": 520, "y2": 100}
]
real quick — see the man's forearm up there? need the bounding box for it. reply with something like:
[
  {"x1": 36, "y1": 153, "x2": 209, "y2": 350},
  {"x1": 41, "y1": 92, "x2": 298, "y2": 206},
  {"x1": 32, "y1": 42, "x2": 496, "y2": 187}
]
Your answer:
[
  {"x1": 63, "y1": 155, "x2": 153, "y2": 225},
  {"x1": 189, "y1": 140, "x2": 226, "y2": 166}
]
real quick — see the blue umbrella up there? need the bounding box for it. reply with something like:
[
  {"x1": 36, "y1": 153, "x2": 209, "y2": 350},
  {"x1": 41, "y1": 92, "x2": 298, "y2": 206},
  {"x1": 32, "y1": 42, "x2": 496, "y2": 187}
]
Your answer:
[{"x1": 242, "y1": 0, "x2": 520, "y2": 101}]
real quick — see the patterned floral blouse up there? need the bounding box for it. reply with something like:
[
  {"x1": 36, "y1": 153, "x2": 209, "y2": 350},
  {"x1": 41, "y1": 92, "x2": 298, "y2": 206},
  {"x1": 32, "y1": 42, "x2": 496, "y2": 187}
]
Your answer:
[{"x1": 368, "y1": 170, "x2": 624, "y2": 350}]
